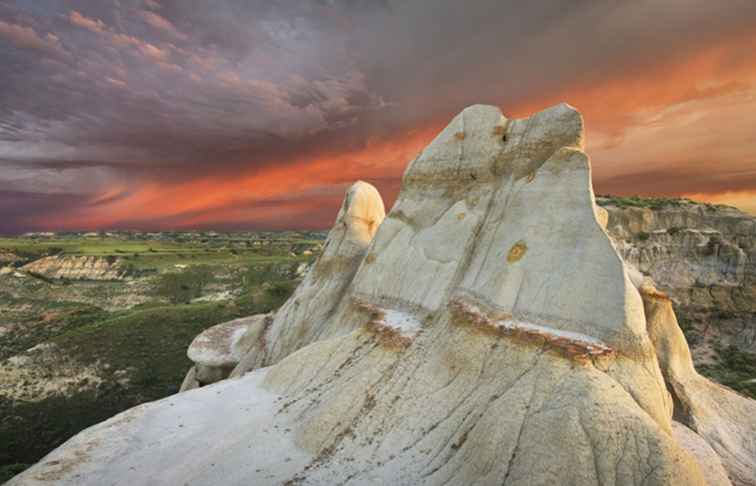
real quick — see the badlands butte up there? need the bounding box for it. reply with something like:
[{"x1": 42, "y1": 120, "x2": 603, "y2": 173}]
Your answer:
[{"x1": 7, "y1": 104, "x2": 756, "y2": 486}]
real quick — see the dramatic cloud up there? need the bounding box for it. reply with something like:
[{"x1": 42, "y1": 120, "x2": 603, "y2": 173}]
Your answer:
[
  {"x1": 140, "y1": 10, "x2": 187, "y2": 41},
  {"x1": 0, "y1": 19, "x2": 62, "y2": 53},
  {"x1": 68, "y1": 11, "x2": 106, "y2": 33},
  {"x1": 1, "y1": 0, "x2": 755, "y2": 233}
]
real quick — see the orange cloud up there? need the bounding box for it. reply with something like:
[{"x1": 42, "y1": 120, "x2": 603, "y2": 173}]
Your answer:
[
  {"x1": 30, "y1": 24, "x2": 756, "y2": 230},
  {"x1": 68, "y1": 11, "x2": 106, "y2": 33},
  {"x1": 30, "y1": 126, "x2": 435, "y2": 231},
  {"x1": 141, "y1": 11, "x2": 187, "y2": 41},
  {"x1": 508, "y1": 30, "x2": 756, "y2": 134},
  {"x1": 68, "y1": 10, "x2": 171, "y2": 64},
  {"x1": 0, "y1": 20, "x2": 62, "y2": 53}
]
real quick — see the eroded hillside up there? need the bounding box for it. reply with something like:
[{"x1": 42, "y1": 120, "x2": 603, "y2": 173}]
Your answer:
[{"x1": 0, "y1": 231, "x2": 322, "y2": 481}]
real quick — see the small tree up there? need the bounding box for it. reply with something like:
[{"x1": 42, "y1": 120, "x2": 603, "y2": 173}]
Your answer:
[{"x1": 154, "y1": 266, "x2": 214, "y2": 304}]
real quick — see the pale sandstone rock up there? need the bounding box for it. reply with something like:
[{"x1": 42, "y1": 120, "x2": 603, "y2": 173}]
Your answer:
[
  {"x1": 182, "y1": 314, "x2": 270, "y2": 388},
  {"x1": 10, "y1": 103, "x2": 756, "y2": 486},
  {"x1": 230, "y1": 180, "x2": 385, "y2": 377},
  {"x1": 178, "y1": 365, "x2": 199, "y2": 392},
  {"x1": 594, "y1": 205, "x2": 609, "y2": 230},
  {"x1": 672, "y1": 421, "x2": 732, "y2": 486},
  {"x1": 643, "y1": 282, "x2": 756, "y2": 486}
]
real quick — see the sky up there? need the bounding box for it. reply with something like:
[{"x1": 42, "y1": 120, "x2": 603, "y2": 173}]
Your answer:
[{"x1": 1, "y1": 0, "x2": 755, "y2": 234}]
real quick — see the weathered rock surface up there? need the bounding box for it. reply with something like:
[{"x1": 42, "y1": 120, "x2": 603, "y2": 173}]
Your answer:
[
  {"x1": 600, "y1": 198, "x2": 756, "y2": 363},
  {"x1": 230, "y1": 180, "x2": 385, "y2": 377},
  {"x1": 9, "y1": 104, "x2": 756, "y2": 486},
  {"x1": 642, "y1": 281, "x2": 756, "y2": 486},
  {"x1": 671, "y1": 421, "x2": 731, "y2": 486},
  {"x1": 21, "y1": 255, "x2": 130, "y2": 281},
  {"x1": 180, "y1": 314, "x2": 272, "y2": 390}
]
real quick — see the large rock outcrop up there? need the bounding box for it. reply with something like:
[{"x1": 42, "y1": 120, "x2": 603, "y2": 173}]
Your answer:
[
  {"x1": 9, "y1": 104, "x2": 756, "y2": 486},
  {"x1": 599, "y1": 198, "x2": 756, "y2": 362},
  {"x1": 21, "y1": 255, "x2": 130, "y2": 281},
  {"x1": 229, "y1": 180, "x2": 385, "y2": 377},
  {"x1": 642, "y1": 281, "x2": 756, "y2": 486},
  {"x1": 179, "y1": 180, "x2": 385, "y2": 390}
]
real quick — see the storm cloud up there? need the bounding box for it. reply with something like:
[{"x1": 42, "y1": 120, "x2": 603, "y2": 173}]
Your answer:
[{"x1": 1, "y1": 0, "x2": 756, "y2": 232}]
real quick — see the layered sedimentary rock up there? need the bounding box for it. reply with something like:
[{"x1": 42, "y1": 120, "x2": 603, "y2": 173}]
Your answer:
[
  {"x1": 9, "y1": 104, "x2": 756, "y2": 486},
  {"x1": 21, "y1": 255, "x2": 130, "y2": 281},
  {"x1": 600, "y1": 199, "x2": 756, "y2": 360}
]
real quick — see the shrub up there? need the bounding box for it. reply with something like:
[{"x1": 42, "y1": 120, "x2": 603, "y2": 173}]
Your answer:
[
  {"x1": 154, "y1": 266, "x2": 214, "y2": 304},
  {"x1": 699, "y1": 345, "x2": 756, "y2": 399}
]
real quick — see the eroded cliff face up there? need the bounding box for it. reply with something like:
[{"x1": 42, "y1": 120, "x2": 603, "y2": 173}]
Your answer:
[
  {"x1": 9, "y1": 104, "x2": 756, "y2": 486},
  {"x1": 600, "y1": 199, "x2": 756, "y2": 362},
  {"x1": 21, "y1": 256, "x2": 131, "y2": 281}
]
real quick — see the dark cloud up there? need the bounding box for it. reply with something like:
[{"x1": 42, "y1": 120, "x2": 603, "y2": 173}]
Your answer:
[
  {"x1": 1, "y1": 0, "x2": 756, "y2": 233},
  {"x1": 0, "y1": 190, "x2": 90, "y2": 234}
]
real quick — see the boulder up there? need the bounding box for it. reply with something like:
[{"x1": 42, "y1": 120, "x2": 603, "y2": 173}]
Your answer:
[{"x1": 180, "y1": 314, "x2": 271, "y2": 390}]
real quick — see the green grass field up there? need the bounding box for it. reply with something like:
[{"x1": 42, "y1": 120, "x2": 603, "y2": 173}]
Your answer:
[{"x1": 0, "y1": 234, "x2": 320, "y2": 271}]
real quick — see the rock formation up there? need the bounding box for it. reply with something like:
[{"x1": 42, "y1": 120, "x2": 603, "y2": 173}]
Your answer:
[
  {"x1": 600, "y1": 199, "x2": 756, "y2": 362},
  {"x1": 229, "y1": 180, "x2": 385, "y2": 376},
  {"x1": 180, "y1": 314, "x2": 272, "y2": 391},
  {"x1": 8, "y1": 104, "x2": 756, "y2": 486},
  {"x1": 179, "y1": 180, "x2": 386, "y2": 390},
  {"x1": 642, "y1": 279, "x2": 756, "y2": 486},
  {"x1": 21, "y1": 255, "x2": 130, "y2": 281}
]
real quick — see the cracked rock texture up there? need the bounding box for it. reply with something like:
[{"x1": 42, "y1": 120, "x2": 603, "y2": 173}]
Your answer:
[
  {"x1": 600, "y1": 199, "x2": 756, "y2": 362},
  {"x1": 8, "y1": 104, "x2": 756, "y2": 486}
]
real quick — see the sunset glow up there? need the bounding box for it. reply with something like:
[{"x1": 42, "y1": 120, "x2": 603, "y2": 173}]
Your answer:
[{"x1": 2, "y1": 1, "x2": 755, "y2": 233}]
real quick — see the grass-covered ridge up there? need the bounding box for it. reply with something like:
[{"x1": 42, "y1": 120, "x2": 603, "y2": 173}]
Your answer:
[
  {"x1": 596, "y1": 194, "x2": 736, "y2": 211},
  {"x1": 0, "y1": 231, "x2": 320, "y2": 272}
]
